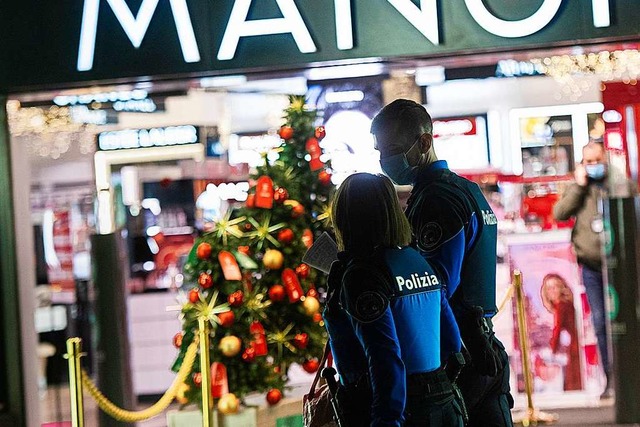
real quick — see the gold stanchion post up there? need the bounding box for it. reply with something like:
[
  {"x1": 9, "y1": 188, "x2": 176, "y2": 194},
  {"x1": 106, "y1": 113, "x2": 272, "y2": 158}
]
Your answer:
[
  {"x1": 65, "y1": 338, "x2": 85, "y2": 427},
  {"x1": 198, "y1": 317, "x2": 214, "y2": 427},
  {"x1": 512, "y1": 270, "x2": 558, "y2": 426}
]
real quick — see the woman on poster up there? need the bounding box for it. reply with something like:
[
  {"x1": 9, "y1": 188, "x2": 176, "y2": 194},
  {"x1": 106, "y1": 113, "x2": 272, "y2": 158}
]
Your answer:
[{"x1": 540, "y1": 273, "x2": 582, "y2": 391}]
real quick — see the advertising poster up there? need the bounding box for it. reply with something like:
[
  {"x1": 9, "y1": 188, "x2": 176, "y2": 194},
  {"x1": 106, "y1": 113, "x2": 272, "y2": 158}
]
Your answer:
[
  {"x1": 48, "y1": 209, "x2": 75, "y2": 290},
  {"x1": 508, "y1": 240, "x2": 602, "y2": 395}
]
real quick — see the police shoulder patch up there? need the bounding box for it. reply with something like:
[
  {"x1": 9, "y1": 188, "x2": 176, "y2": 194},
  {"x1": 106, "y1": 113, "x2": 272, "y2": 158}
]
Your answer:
[
  {"x1": 341, "y1": 263, "x2": 391, "y2": 323},
  {"x1": 352, "y1": 291, "x2": 388, "y2": 323},
  {"x1": 417, "y1": 221, "x2": 443, "y2": 252}
]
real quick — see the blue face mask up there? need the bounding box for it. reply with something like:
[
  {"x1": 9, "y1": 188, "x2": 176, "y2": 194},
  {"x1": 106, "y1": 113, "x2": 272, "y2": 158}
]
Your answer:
[
  {"x1": 379, "y1": 140, "x2": 421, "y2": 185},
  {"x1": 585, "y1": 163, "x2": 607, "y2": 181}
]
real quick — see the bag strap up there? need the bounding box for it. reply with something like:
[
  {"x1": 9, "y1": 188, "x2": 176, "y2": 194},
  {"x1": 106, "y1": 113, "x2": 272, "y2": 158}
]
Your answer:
[{"x1": 307, "y1": 341, "x2": 332, "y2": 395}]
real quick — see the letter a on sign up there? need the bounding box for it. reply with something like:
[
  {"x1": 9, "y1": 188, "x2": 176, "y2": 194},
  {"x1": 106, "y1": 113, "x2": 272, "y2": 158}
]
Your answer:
[
  {"x1": 77, "y1": 0, "x2": 201, "y2": 71},
  {"x1": 218, "y1": 0, "x2": 317, "y2": 61}
]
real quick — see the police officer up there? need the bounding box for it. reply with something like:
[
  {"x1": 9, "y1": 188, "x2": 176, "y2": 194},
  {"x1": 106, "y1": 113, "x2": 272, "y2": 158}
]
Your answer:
[
  {"x1": 324, "y1": 172, "x2": 463, "y2": 426},
  {"x1": 371, "y1": 100, "x2": 514, "y2": 427}
]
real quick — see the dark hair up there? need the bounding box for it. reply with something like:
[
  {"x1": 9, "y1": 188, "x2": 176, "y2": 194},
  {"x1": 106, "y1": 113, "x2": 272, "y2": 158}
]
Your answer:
[
  {"x1": 370, "y1": 99, "x2": 433, "y2": 152},
  {"x1": 331, "y1": 173, "x2": 412, "y2": 255}
]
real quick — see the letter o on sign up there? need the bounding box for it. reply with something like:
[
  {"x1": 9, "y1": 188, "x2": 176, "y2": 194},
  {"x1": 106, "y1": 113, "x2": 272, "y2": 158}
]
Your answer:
[{"x1": 464, "y1": 0, "x2": 563, "y2": 38}]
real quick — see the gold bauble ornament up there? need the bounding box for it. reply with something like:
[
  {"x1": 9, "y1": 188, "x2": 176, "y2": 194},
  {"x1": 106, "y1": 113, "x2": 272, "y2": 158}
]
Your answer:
[
  {"x1": 263, "y1": 249, "x2": 284, "y2": 270},
  {"x1": 303, "y1": 296, "x2": 320, "y2": 316},
  {"x1": 176, "y1": 383, "x2": 190, "y2": 404},
  {"x1": 217, "y1": 393, "x2": 240, "y2": 415},
  {"x1": 219, "y1": 335, "x2": 242, "y2": 357}
]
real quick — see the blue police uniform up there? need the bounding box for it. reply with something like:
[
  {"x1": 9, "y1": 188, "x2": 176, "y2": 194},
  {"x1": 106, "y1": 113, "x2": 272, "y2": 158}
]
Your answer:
[
  {"x1": 405, "y1": 160, "x2": 513, "y2": 427},
  {"x1": 323, "y1": 246, "x2": 462, "y2": 427}
]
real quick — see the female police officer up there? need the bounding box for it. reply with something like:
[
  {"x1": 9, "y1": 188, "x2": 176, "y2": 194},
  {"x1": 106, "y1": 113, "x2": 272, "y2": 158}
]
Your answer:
[{"x1": 323, "y1": 173, "x2": 464, "y2": 426}]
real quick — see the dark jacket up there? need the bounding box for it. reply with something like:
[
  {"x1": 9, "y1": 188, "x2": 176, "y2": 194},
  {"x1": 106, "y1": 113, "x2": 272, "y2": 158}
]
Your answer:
[
  {"x1": 406, "y1": 160, "x2": 498, "y2": 315},
  {"x1": 323, "y1": 247, "x2": 460, "y2": 427}
]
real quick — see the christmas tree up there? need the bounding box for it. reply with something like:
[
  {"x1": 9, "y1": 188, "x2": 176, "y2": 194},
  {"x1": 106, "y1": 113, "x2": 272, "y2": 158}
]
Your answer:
[{"x1": 171, "y1": 96, "x2": 334, "y2": 411}]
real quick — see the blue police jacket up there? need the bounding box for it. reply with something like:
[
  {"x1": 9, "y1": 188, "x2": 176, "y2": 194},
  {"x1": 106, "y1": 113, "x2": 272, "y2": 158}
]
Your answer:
[
  {"x1": 323, "y1": 246, "x2": 460, "y2": 427},
  {"x1": 406, "y1": 160, "x2": 498, "y2": 316}
]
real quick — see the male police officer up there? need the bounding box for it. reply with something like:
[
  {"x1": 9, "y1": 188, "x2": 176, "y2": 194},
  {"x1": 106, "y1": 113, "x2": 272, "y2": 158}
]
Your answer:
[{"x1": 371, "y1": 99, "x2": 513, "y2": 427}]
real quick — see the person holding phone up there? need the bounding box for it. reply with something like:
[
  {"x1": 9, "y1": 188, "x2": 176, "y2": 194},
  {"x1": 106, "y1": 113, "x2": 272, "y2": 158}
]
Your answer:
[{"x1": 553, "y1": 140, "x2": 612, "y2": 399}]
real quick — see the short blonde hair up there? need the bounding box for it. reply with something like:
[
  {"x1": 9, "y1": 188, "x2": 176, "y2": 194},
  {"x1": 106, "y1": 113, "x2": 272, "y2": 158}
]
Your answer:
[{"x1": 331, "y1": 173, "x2": 411, "y2": 254}]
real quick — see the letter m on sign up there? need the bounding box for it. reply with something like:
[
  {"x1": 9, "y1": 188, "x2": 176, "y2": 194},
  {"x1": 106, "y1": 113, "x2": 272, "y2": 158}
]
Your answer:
[{"x1": 77, "y1": 0, "x2": 201, "y2": 71}]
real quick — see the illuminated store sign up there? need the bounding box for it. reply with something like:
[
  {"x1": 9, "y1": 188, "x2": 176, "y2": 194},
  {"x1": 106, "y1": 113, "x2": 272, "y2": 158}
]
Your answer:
[
  {"x1": 97, "y1": 125, "x2": 200, "y2": 151},
  {"x1": 433, "y1": 118, "x2": 477, "y2": 138},
  {"x1": 54, "y1": 90, "x2": 158, "y2": 113},
  {"x1": 2, "y1": 0, "x2": 631, "y2": 90},
  {"x1": 54, "y1": 89, "x2": 150, "y2": 106},
  {"x1": 77, "y1": 0, "x2": 610, "y2": 70},
  {"x1": 495, "y1": 60, "x2": 545, "y2": 78}
]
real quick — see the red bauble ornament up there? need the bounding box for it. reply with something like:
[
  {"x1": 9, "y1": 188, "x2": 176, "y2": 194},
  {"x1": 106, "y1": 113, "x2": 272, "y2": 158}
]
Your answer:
[
  {"x1": 278, "y1": 126, "x2": 294, "y2": 140},
  {"x1": 238, "y1": 245, "x2": 251, "y2": 255},
  {"x1": 218, "y1": 310, "x2": 235, "y2": 328},
  {"x1": 228, "y1": 291, "x2": 244, "y2": 307},
  {"x1": 241, "y1": 347, "x2": 256, "y2": 363},
  {"x1": 293, "y1": 333, "x2": 309, "y2": 350},
  {"x1": 188, "y1": 288, "x2": 200, "y2": 304},
  {"x1": 284, "y1": 200, "x2": 305, "y2": 218},
  {"x1": 313, "y1": 313, "x2": 323, "y2": 323},
  {"x1": 173, "y1": 332, "x2": 183, "y2": 349},
  {"x1": 273, "y1": 187, "x2": 289, "y2": 204},
  {"x1": 315, "y1": 126, "x2": 326, "y2": 140},
  {"x1": 193, "y1": 372, "x2": 202, "y2": 387},
  {"x1": 277, "y1": 228, "x2": 295, "y2": 245},
  {"x1": 198, "y1": 272, "x2": 213, "y2": 289},
  {"x1": 307, "y1": 287, "x2": 318, "y2": 298},
  {"x1": 303, "y1": 359, "x2": 320, "y2": 373},
  {"x1": 295, "y1": 264, "x2": 310, "y2": 279},
  {"x1": 196, "y1": 242, "x2": 212, "y2": 260},
  {"x1": 318, "y1": 170, "x2": 332, "y2": 186},
  {"x1": 266, "y1": 389, "x2": 283, "y2": 406},
  {"x1": 268, "y1": 284, "x2": 286, "y2": 302},
  {"x1": 292, "y1": 203, "x2": 305, "y2": 218}
]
